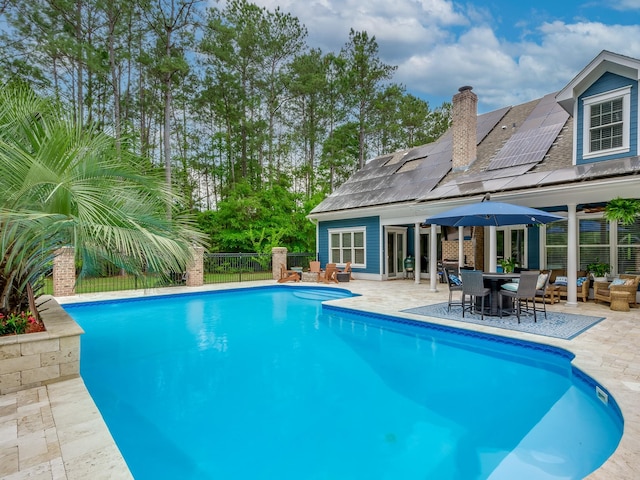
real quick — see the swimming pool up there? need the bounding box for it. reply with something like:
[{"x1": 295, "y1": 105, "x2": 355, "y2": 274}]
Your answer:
[{"x1": 64, "y1": 285, "x2": 623, "y2": 479}]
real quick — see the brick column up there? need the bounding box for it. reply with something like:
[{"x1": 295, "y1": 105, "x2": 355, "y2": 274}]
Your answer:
[
  {"x1": 185, "y1": 247, "x2": 205, "y2": 287},
  {"x1": 272, "y1": 247, "x2": 287, "y2": 280},
  {"x1": 53, "y1": 246, "x2": 75, "y2": 296}
]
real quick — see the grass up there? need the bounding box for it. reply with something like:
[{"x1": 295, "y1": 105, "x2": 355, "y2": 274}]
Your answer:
[{"x1": 41, "y1": 271, "x2": 274, "y2": 295}]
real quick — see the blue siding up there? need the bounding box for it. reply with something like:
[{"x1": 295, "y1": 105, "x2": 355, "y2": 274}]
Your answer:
[
  {"x1": 576, "y1": 72, "x2": 638, "y2": 164},
  {"x1": 318, "y1": 216, "x2": 380, "y2": 274}
]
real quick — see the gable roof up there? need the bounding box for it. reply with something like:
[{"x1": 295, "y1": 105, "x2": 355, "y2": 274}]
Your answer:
[{"x1": 310, "y1": 51, "x2": 640, "y2": 217}]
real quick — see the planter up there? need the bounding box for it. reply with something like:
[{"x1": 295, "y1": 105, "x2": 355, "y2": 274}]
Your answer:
[{"x1": 0, "y1": 296, "x2": 84, "y2": 395}]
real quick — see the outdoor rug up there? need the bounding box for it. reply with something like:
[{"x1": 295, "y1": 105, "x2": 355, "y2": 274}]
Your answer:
[{"x1": 401, "y1": 302, "x2": 605, "y2": 340}]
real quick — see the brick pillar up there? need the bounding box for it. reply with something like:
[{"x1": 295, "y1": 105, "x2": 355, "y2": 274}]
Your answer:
[
  {"x1": 452, "y1": 85, "x2": 477, "y2": 171},
  {"x1": 53, "y1": 246, "x2": 75, "y2": 296},
  {"x1": 185, "y1": 247, "x2": 204, "y2": 287},
  {"x1": 272, "y1": 247, "x2": 287, "y2": 280}
]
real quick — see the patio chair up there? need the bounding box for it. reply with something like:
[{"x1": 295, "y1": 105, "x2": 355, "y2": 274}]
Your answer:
[
  {"x1": 443, "y1": 267, "x2": 463, "y2": 312},
  {"x1": 308, "y1": 261, "x2": 321, "y2": 281},
  {"x1": 460, "y1": 270, "x2": 491, "y2": 320},
  {"x1": 534, "y1": 270, "x2": 552, "y2": 319},
  {"x1": 498, "y1": 270, "x2": 540, "y2": 323},
  {"x1": 278, "y1": 265, "x2": 300, "y2": 283},
  {"x1": 318, "y1": 263, "x2": 339, "y2": 284},
  {"x1": 339, "y1": 261, "x2": 354, "y2": 280}
]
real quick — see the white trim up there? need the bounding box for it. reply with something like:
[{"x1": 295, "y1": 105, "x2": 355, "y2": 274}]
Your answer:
[{"x1": 582, "y1": 86, "x2": 631, "y2": 159}]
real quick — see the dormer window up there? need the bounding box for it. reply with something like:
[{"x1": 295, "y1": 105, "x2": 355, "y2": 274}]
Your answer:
[{"x1": 582, "y1": 86, "x2": 631, "y2": 159}]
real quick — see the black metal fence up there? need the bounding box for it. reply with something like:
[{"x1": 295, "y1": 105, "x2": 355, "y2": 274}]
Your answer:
[{"x1": 42, "y1": 252, "x2": 317, "y2": 294}]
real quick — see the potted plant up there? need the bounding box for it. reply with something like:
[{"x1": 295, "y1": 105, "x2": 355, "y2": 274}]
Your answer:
[
  {"x1": 587, "y1": 259, "x2": 611, "y2": 281},
  {"x1": 604, "y1": 197, "x2": 640, "y2": 225},
  {"x1": 499, "y1": 257, "x2": 518, "y2": 273}
]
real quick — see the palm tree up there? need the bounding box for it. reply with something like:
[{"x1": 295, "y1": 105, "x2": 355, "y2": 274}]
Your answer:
[{"x1": 0, "y1": 83, "x2": 206, "y2": 313}]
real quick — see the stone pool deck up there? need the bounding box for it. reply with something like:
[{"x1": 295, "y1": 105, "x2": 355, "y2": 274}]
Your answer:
[{"x1": 1, "y1": 279, "x2": 638, "y2": 479}]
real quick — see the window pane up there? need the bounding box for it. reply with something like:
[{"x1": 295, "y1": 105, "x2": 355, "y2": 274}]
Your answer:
[
  {"x1": 547, "y1": 247, "x2": 566, "y2": 270},
  {"x1": 355, "y1": 249, "x2": 365, "y2": 264},
  {"x1": 331, "y1": 249, "x2": 341, "y2": 263},
  {"x1": 579, "y1": 218, "x2": 609, "y2": 245},
  {"x1": 618, "y1": 219, "x2": 640, "y2": 274},
  {"x1": 546, "y1": 221, "x2": 567, "y2": 245},
  {"x1": 354, "y1": 232, "x2": 364, "y2": 247},
  {"x1": 342, "y1": 232, "x2": 352, "y2": 248},
  {"x1": 343, "y1": 250, "x2": 352, "y2": 262},
  {"x1": 331, "y1": 233, "x2": 340, "y2": 247}
]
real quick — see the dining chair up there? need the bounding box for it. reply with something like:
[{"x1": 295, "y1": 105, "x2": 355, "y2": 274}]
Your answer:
[
  {"x1": 498, "y1": 270, "x2": 540, "y2": 323},
  {"x1": 460, "y1": 270, "x2": 491, "y2": 320},
  {"x1": 534, "y1": 270, "x2": 552, "y2": 319},
  {"x1": 443, "y1": 267, "x2": 463, "y2": 312}
]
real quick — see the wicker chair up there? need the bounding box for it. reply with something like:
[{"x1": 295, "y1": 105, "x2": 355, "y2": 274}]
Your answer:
[{"x1": 593, "y1": 274, "x2": 639, "y2": 308}]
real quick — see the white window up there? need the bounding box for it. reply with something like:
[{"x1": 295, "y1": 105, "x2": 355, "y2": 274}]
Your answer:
[
  {"x1": 328, "y1": 228, "x2": 366, "y2": 267},
  {"x1": 582, "y1": 87, "x2": 631, "y2": 159}
]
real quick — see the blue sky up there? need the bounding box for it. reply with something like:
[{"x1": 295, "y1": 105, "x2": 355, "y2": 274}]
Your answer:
[{"x1": 221, "y1": 0, "x2": 640, "y2": 112}]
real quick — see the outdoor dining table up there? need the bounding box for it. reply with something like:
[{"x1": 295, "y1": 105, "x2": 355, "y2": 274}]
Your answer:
[{"x1": 482, "y1": 272, "x2": 520, "y2": 316}]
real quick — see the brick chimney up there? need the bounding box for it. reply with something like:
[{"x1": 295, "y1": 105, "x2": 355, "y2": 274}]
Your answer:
[{"x1": 452, "y1": 85, "x2": 477, "y2": 171}]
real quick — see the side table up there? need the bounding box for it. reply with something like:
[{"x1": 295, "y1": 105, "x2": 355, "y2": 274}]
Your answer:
[{"x1": 610, "y1": 290, "x2": 631, "y2": 312}]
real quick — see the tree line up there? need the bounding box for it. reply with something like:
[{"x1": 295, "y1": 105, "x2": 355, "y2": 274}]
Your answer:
[{"x1": 0, "y1": 0, "x2": 451, "y2": 252}]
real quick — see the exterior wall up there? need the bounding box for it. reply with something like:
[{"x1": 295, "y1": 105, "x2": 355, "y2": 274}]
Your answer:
[
  {"x1": 318, "y1": 216, "x2": 380, "y2": 274},
  {"x1": 576, "y1": 72, "x2": 638, "y2": 164},
  {"x1": 0, "y1": 296, "x2": 83, "y2": 395}
]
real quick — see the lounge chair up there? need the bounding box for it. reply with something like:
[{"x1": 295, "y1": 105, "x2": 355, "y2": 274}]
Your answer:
[
  {"x1": 318, "y1": 263, "x2": 339, "y2": 283},
  {"x1": 308, "y1": 261, "x2": 321, "y2": 281},
  {"x1": 278, "y1": 266, "x2": 300, "y2": 283},
  {"x1": 339, "y1": 261, "x2": 354, "y2": 280}
]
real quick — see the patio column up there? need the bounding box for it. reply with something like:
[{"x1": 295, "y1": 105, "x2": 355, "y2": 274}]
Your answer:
[
  {"x1": 414, "y1": 222, "x2": 421, "y2": 284},
  {"x1": 53, "y1": 246, "x2": 75, "y2": 297},
  {"x1": 489, "y1": 226, "x2": 497, "y2": 273},
  {"x1": 272, "y1": 247, "x2": 287, "y2": 280},
  {"x1": 430, "y1": 224, "x2": 438, "y2": 292},
  {"x1": 566, "y1": 203, "x2": 578, "y2": 307},
  {"x1": 185, "y1": 247, "x2": 204, "y2": 287},
  {"x1": 458, "y1": 226, "x2": 464, "y2": 268}
]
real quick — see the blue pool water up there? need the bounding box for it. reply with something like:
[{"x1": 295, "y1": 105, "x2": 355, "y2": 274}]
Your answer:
[{"x1": 64, "y1": 286, "x2": 623, "y2": 480}]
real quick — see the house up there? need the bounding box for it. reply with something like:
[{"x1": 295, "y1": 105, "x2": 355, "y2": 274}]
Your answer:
[{"x1": 307, "y1": 50, "x2": 640, "y2": 305}]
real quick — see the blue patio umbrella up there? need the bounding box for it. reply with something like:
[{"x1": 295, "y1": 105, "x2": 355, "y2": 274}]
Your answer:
[{"x1": 425, "y1": 201, "x2": 563, "y2": 227}]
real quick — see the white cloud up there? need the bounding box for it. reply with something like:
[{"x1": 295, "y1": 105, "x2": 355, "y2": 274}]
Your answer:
[{"x1": 214, "y1": 1, "x2": 640, "y2": 111}]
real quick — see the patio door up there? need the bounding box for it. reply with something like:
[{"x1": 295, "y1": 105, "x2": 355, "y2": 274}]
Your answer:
[
  {"x1": 497, "y1": 227, "x2": 527, "y2": 268},
  {"x1": 385, "y1": 227, "x2": 407, "y2": 278}
]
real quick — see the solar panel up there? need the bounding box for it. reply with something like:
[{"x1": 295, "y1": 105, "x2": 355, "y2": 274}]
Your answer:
[{"x1": 485, "y1": 93, "x2": 569, "y2": 171}]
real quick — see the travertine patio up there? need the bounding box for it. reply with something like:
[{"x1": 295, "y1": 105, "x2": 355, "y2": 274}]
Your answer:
[{"x1": 1, "y1": 279, "x2": 638, "y2": 479}]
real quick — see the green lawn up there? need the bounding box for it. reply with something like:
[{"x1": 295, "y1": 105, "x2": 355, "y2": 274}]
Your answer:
[{"x1": 41, "y1": 271, "x2": 274, "y2": 295}]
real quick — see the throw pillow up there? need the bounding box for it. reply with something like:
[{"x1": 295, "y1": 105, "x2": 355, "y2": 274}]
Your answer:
[
  {"x1": 576, "y1": 276, "x2": 588, "y2": 287},
  {"x1": 624, "y1": 279, "x2": 636, "y2": 286},
  {"x1": 555, "y1": 275, "x2": 568, "y2": 286},
  {"x1": 536, "y1": 273, "x2": 548, "y2": 290},
  {"x1": 501, "y1": 282, "x2": 519, "y2": 292},
  {"x1": 449, "y1": 274, "x2": 462, "y2": 286},
  {"x1": 609, "y1": 278, "x2": 626, "y2": 288}
]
